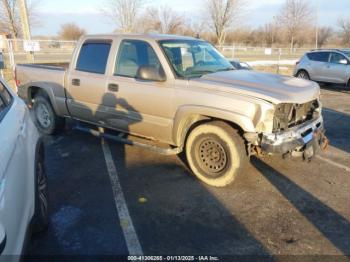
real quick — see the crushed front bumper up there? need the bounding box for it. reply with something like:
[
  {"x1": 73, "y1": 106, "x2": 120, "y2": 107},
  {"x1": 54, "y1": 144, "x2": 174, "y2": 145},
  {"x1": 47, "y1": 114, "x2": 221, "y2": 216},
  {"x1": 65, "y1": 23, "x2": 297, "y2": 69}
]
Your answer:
[{"x1": 261, "y1": 117, "x2": 328, "y2": 159}]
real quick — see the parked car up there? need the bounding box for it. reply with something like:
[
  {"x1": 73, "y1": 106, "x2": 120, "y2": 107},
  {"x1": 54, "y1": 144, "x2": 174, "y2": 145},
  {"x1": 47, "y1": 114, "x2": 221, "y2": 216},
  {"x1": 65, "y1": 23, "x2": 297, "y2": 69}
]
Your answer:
[
  {"x1": 294, "y1": 49, "x2": 350, "y2": 87},
  {"x1": 0, "y1": 78, "x2": 48, "y2": 256},
  {"x1": 230, "y1": 59, "x2": 253, "y2": 70},
  {"x1": 17, "y1": 34, "x2": 327, "y2": 187},
  {"x1": 48, "y1": 41, "x2": 61, "y2": 49}
]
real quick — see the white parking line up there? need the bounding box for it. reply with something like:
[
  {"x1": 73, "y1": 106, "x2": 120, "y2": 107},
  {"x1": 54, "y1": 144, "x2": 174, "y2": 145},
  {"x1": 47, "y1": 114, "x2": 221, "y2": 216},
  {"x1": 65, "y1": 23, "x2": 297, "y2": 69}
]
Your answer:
[
  {"x1": 316, "y1": 155, "x2": 350, "y2": 173},
  {"x1": 101, "y1": 138, "x2": 143, "y2": 255}
]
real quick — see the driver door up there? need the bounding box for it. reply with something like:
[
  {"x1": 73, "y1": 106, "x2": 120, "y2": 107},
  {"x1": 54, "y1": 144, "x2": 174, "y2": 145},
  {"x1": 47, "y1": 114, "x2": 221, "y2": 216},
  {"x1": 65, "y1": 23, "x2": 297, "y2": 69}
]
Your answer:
[
  {"x1": 106, "y1": 39, "x2": 174, "y2": 143},
  {"x1": 324, "y1": 52, "x2": 349, "y2": 83}
]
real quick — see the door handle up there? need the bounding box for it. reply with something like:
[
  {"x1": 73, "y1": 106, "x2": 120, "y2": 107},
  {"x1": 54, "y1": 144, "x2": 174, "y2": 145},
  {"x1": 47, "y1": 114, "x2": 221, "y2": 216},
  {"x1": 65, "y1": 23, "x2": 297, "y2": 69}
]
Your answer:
[
  {"x1": 72, "y1": 79, "x2": 80, "y2": 86},
  {"x1": 20, "y1": 123, "x2": 26, "y2": 136},
  {"x1": 108, "y1": 83, "x2": 119, "y2": 92}
]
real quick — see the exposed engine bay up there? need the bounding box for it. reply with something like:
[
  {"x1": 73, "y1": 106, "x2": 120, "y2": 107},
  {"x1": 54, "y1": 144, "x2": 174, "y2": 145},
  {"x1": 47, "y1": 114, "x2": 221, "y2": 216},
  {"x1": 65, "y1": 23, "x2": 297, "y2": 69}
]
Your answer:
[{"x1": 273, "y1": 100, "x2": 321, "y2": 132}]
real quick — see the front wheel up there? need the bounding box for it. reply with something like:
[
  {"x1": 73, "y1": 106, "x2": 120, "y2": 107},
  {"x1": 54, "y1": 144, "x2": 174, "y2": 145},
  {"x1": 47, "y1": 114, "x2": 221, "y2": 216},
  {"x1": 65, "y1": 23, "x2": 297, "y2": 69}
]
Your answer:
[
  {"x1": 33, "y1": 93, "x2": 65, "y2": 135},
  {"x1": 296, "y1": 70, "x2": 310, "y2": 80},
  {"x1": 185, "y1": 121, "x2": 248, "y2": 187}
]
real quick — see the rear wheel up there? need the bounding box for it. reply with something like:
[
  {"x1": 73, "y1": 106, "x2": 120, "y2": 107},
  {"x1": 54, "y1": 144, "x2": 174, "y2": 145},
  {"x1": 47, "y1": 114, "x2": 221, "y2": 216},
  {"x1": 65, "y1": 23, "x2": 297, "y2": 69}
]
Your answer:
[
  {"x1": 33, "y1": 93, "x2": 65, "y2": 135},
  {"x1": 296, "y1": 70, "x2": 310, "y2": 80},
  {"x1": 32, "y1": 145, "x2": 49, "y2": 233},
  {"x1": 185, "y1": 121, "x2": 248, "y2": 187}
]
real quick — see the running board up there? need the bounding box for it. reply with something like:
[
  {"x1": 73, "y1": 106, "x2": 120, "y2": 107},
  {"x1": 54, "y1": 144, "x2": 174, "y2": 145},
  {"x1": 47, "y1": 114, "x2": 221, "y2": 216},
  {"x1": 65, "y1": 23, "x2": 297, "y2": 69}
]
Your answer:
[{"x1": 74, "y1": 126, "x2": 183, "y2": 156}]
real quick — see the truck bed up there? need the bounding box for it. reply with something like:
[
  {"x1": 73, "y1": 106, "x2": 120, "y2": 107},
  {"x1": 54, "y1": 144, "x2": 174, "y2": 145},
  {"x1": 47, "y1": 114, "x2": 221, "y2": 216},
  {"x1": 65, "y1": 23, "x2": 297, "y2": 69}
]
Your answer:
[{"x1": 16, "y1": 63, "x2": 67, "y2": 90}]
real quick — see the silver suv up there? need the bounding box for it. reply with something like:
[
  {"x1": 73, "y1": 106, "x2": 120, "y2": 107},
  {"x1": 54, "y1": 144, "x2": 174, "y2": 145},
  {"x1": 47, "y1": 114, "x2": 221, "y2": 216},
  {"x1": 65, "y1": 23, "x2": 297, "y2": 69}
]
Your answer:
[{"x1": 295, "y1": 49, "x2": 350, "y2": 87}]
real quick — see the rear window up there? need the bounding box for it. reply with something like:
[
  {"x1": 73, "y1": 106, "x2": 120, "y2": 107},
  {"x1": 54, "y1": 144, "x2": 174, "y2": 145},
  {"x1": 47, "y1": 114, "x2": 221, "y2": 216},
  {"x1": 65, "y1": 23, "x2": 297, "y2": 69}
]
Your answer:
[
  {"x1": 307, "y1": 52, "x2": 330, "y2": 62},
  {"x1": 76, "y1": 41, "x2": 111, "y2": 74}
]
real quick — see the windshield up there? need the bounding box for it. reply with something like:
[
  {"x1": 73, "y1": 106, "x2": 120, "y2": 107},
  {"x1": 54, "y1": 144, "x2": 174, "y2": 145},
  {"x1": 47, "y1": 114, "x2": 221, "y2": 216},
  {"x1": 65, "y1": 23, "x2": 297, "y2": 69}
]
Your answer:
[
  {"x1": 159, "y1": 40, "x2": 234, "y2": 78},
  {"x1": 342, "y1": 51, "x2": 350, "y2": 58}
]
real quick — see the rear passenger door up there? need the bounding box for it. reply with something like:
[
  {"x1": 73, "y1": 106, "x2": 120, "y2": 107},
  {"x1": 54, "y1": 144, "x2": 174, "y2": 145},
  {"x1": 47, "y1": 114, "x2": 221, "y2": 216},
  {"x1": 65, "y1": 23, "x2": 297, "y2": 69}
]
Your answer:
[
  {"x1": 324, "y1": 52, "x2": 349, "y2": 83},
  {"x1": 308, "y1": 52, "x2": 330, "y2": 81},
  {"x1": 66, "y1": 40, "x2": 112, "y2": 123}
]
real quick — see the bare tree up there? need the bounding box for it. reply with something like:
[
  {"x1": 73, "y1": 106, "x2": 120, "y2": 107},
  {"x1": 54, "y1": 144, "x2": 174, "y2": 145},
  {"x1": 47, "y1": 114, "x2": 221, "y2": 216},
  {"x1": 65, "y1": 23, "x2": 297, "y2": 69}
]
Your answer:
[
  {"x1": 277, "y1": 0, "x2": 313, "y2": 50},
  {"x1": 140, "y1": 6, "x2": 185, "y2": 34},
  {"x1": 183, "y1": 19, "x2": 207, "y2": 38},
  {"x1": 261, "y1": 21, "x2": 280, "y2": 47},
  {"x1": 0, "y1": 0, "x2": 40, "y2": 38},
  {"x1": 0, "y1": 0, "x2": 19, "y2": 37},
  {"x1": 101, "y1": 0, "x2": 144, "y2": 33},
  {"x1": 58, "y1": 23, "x2": 86, "y2": 40},
  {"x1": 204, "y1": 0, "x2": 246, "y2": 46},
  {"x1": 317, "y1": 26, "x2": 333, "y2": 47},
  {"x1": 338, "y1": 18, "x2": 350, "y2": 46}
]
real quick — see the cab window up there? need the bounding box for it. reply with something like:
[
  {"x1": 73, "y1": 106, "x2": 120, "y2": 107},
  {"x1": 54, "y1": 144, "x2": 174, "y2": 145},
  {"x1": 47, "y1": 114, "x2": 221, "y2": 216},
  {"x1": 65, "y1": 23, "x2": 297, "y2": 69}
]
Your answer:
[
  {"x1": 114, "y1": 40, "x2": 162, "y2": 78},
  {"x1": 307, "y1": 52, "x2": 330, "y2": 62},
  {"x1": 76, "y1": 41, "x2": 112, "y2": 74},
  {"x1": 330, "y1": 53, "x2": 347, "y2": 64}
]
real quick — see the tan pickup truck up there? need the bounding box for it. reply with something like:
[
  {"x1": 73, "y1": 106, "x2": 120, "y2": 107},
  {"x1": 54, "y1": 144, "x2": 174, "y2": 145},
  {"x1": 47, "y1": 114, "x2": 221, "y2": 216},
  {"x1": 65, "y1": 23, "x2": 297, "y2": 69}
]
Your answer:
[{"x1": 17, "y1": 34, "x2": 327, "y2": 187}]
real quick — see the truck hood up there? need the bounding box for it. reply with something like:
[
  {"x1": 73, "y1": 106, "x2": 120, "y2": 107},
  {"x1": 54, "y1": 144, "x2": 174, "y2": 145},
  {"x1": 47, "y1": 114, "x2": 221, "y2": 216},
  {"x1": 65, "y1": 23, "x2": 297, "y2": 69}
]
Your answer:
[{"x1": 190, "y1": 70, "x2": 320, "y2": 104}]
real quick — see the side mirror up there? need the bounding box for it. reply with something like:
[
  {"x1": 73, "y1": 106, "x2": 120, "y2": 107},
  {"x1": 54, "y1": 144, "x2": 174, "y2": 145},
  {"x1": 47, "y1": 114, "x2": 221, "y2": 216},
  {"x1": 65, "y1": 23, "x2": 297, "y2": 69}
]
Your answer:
[
  {"x1": 339, "y1": 59, "x2": 348, "y2": 65},
  {"x1": 0, "y1": 52, "x2": 4, "y2": 70},
  {"x1": 136, "y1": 65, "x2": 166, "y2": 82},
  {"x1": 0, "y1": 223, "x2": 6, "y2": 254}
]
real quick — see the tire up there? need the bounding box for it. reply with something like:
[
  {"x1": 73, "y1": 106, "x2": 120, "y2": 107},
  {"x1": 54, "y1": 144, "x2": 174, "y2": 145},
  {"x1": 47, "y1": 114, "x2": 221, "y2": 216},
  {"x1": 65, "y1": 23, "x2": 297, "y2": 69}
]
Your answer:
[
  {"x1": 296, "y1": 70, "x2": 310, "y2": 80},
  {"x1": 32, "y1": 144, "x2": 49, "y2": 233},
  {"x1": 185, "y1": 121, "x2": 248, "y2": 187},
  {"x1": 33, "y1": 93, "x2": 65, "y2": 135}
]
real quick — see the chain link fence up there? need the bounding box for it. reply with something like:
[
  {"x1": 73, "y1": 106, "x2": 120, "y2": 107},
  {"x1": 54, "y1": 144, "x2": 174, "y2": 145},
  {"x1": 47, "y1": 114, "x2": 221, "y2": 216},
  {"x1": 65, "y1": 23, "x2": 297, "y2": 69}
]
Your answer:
[
  {"x1": 0, "y1": 38, "x2": 312, "y2": 88},
  {"x1": 0, "y1": 38, "x2": 76, "y2": 85}
]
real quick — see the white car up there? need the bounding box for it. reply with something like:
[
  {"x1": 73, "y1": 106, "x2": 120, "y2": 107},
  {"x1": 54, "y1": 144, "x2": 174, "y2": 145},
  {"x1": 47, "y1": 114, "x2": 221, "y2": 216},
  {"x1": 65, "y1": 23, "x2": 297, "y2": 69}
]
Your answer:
[{"x1": 0, "y1": 78, "x2": 48, "y2": 257}]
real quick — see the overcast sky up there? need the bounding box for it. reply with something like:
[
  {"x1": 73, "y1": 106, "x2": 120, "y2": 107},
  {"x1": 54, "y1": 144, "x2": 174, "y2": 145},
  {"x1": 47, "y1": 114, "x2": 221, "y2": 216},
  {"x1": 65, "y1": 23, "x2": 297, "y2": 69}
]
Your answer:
[{"x1": 31, "y1": 0, "x2": 350, "y2": 36}]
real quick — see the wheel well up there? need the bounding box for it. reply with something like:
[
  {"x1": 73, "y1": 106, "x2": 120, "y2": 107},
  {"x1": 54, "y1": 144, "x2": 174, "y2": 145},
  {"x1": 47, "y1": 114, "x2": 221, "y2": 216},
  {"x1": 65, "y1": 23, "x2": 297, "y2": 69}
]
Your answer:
[
  {"x1": 182, "y1": 117, "x2": 246, "y2": 149},
  {"x1": 297, "y1": 69, "x2": 309, "y2": 75},
  {"x1": 29, "y1": 86, "x2": 41, "y2": 103},
  {"x1": 29, "y1": 86, "x2": 50, "y2": 103}
]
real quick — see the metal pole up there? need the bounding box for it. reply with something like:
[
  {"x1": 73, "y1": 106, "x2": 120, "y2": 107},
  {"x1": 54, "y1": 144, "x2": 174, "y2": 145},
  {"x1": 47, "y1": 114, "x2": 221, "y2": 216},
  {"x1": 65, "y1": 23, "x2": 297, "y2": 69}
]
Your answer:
[
  {"x1": 315, "y1": 0, "x2": 319, "y2": 49},
  {"x1": 19, "y1": 0, "x2": 35, "y2": 63},
  {"x1": 19, "y1": 0, "x2": 31, "y2": 40}
]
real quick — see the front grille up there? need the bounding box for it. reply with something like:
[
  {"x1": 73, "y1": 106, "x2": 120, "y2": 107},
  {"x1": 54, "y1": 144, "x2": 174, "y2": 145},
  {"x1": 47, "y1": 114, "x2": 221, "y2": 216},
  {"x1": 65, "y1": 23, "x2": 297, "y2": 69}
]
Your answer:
[{"x1": 273, "y1": 100, "x2": 320, "y2": 132}]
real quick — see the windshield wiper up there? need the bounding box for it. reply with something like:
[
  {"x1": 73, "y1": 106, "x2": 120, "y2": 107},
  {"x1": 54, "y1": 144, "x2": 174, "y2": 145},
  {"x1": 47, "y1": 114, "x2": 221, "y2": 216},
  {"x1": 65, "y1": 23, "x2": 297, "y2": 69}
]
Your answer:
[
  {"x1": 191, "y1": 70, "x2": 215, "y2": 74},
  {"x1": 217, "y1": 67, "x2": 235, "y2": 72}
]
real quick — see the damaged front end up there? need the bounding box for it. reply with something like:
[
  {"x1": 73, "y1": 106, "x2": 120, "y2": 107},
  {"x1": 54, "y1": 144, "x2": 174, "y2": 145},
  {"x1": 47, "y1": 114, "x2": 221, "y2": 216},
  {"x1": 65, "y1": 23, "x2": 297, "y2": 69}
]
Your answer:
[{"x1": 246, "y1": 100, "x2": 329, "y2": 161}]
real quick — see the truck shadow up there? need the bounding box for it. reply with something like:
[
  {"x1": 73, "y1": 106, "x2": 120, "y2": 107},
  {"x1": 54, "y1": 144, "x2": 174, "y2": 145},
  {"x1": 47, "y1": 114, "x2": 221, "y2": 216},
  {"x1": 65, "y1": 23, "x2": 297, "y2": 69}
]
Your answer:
[
  {"x1": 319, "y1": 83, "x2": 350, "y2": 94},
  {"x1": 322, "y1": 108, "x2": 350, "y2": 154},
  {"x1": 251, "y1": 157, "x2": 350, "y2": 255},
  {"x1": 103, "y1": 142, "x2": 271, "y2": 256}
]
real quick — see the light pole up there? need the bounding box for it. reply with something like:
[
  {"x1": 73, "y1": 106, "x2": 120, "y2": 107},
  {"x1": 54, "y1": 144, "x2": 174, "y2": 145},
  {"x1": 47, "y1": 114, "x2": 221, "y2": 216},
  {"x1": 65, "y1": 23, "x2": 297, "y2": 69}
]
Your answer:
[
  {"x1": 19, "y1": 0, "x2": 34, "y2": 63},
  {"x1": 19, "y1": 0, "x2": 31, "y2": 40},
  {"x1": 315, "y1": 0, "x2": 319, "y2": 49}
]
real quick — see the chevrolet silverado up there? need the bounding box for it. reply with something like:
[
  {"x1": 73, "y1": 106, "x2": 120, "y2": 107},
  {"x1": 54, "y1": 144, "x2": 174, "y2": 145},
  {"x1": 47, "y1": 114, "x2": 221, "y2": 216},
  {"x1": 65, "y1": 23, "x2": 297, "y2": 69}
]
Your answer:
[{"x1": 17, "y1": 34, "x2": 328, "y2": 187}]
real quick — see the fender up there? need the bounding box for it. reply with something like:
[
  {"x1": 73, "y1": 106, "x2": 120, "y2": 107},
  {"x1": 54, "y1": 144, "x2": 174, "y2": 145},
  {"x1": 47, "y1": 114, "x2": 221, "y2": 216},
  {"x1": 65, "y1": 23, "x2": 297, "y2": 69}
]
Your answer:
[
  {"x1": 23, "y1": 82, "x2": 68, "y2": 116},
  {"x1": 173, "y1": 105, "x2": 255, "y2": 147}
]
